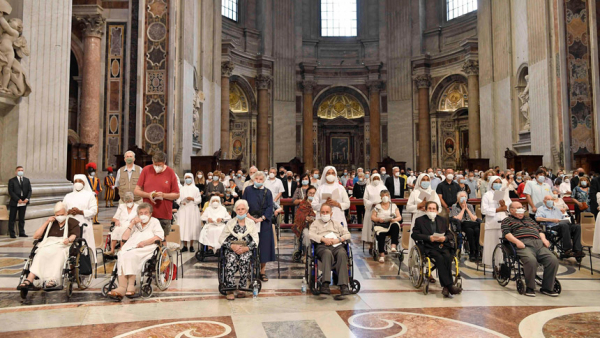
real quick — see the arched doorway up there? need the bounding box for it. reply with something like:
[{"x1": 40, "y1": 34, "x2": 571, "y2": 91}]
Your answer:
[
  {"x1": 228, "y1": 76, "x2": 257, "y2": 169},
  {"x1": 313, "y1": 87, "x2": 370, "y2": 170}
]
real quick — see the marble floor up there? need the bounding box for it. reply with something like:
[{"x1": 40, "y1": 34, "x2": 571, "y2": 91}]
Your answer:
[{"x1": 1, "y1": 207, "x2": 599, "y2": 337}]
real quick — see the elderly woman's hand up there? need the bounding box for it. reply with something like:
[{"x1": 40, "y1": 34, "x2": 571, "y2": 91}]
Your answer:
[
  {"x1": 137, "y1": 242, "x2": 146, "y2": 248},
  {"x1": 63, "y1": 238, "x2": 70, "y2": 245},
  {"x1": 48, "y1": 216, "x2": 56, "y2": 223},
  {"x1": 216, "y1": 218, "x2": 223, "y2": 223},
  {"x1": 114, "y1": 220, "x2": 121, "y2": 227}
]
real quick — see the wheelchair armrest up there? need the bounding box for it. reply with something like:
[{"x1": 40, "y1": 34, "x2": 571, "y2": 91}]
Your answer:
[
  {"x1": 154, "y1": 240, "x2": 162, "y2": 245},
  {"x1": 32, "y1": 239, "x2": 39, "y2": 246}
]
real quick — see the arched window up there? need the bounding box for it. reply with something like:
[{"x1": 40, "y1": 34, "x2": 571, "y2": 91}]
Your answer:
[
  {"x1": 447, "y1": 0, "x2": 477, "y2": 21},
  {"x1": 321, "y1": 0, "x2": 357, "y2": 37},
  {"x1": 222, "y1": 0, "x2": 238, "y2": 22}
]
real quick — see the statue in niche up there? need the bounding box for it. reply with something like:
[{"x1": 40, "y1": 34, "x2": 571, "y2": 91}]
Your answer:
[
  {"x1": 0, "y1": 1, "x2": 31, "y2": 97},
  {"x1": 192, "y1": 91, "x2": 204, "y2": 143},
  {"x1": 518, "y1": 75, "x2": 530, "y2": 131}
]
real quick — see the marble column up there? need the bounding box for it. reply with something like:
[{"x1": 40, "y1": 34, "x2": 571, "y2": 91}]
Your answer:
[
  {"x1": 367, "y1": 81, "x2": 382, "y2": 169},
  {"x1": 463, "y1": 60, "x2": 481, "y2": 158},
  {"x1": 301, "y1": 81, "x2": 315, "y2": 171},
  {"x1": 76, "y1": 14, "x2": 106, "y2": 164},
  {"x1": 256, "y1": 75, "x2": 272, "y2": 170},
  {"x1": 414, "y1": 74, "x2": 432, "y2": 170},
  {"x1": 221, "y1": 61, "x2": 234, "y2": 158}
]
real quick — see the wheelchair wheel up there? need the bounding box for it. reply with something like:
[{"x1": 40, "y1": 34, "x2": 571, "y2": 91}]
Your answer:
[
  {"x1": 155, "y1": 248, "x2": 173, "y2": 291},
  {"x1": 75, "y1": 246, "x2": 93, "y2": 290},
  {"x1": 408, "y1": 246, "x2": 424, "y2": 288},
  {"x1": 350, "y1": 279, "x2": 361, "y2": 294},
  {"x1": 313, "y1": 281, "x2": 322, "y2": 296},
  {"x1": 553, "y1": 279, "x2": 562, "y2": 294},
  {"x1": 195, "y1": 249, "x2": 205, "y2": 262},
  {"x1": 141, "y1": 284, "x2": 153, "y2": 299},
  {"x1": 516, "y1": 278, "x2": 526, "y2": 295},
  {"x1": 20, "y1": 288, "x2": 28, "y2": 300},
  {"x1": 101, "y1": 280, "x2": 117, "y2": 297},
  {"x1": 65, "y1": 279, "x2": 73, "y2": 299},
  {"x1": 423, "y1": 277, "x2": 430, "y2": 295},
  {"x1": 218, "y1": 283, "x2": 226, "y2": 296},
  {"x1": 492, "y1": 244, "x2": 510, "y2": 287},
  {"x1": 292, "y1": 250, "x2": 302, "y2": 263}
]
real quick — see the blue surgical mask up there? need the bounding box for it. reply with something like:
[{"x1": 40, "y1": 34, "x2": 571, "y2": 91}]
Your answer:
[
  {"x1": 185, "y1": 178, "x2": 193, "y2": 185},
  {"x1": 459, "y1": 197, "x2": 467, "y2": 203},
  {"x1": 493, "y1": 183, "x2": 502, "y2": 191},
  {"x1": 308, "y1": 196, "x2": 314, "y2": 201},
  {"x1": 517, "y1": 176, "x2": 522, "y2": 180},
  {"x1": 366, "y1": 174, "x2": 370, "y2": 179},
  {"x1": 236, "y1": 214, "x2": 247, "y2": 220},
  {"x1": 420, "y1": 181, "x2": 430, "y2": 189},
  {"x1": 302, "y1": 180, "x2": 309, "y2": 186},
  {"x1": 254, "y1": 182, "x2": 263, "y2": 188},
  {"x1": 460, "y1": 179, "x2": 467, "y2": 184},
  {"x1": 546, "y1": 200, "x2": 554, "y2": 208},
  {"x1": 537, "y1": 176, "x2": 545, "y2": 183},
  {"x1": 582, "y1": 181, "x2": 588, "y2": 187},
  {"x1": 17, "y1": 171, "x2": 23, "y2": 177},
  {"x1": 313, "y1": 174, "x2": 319, "y2": 179}
]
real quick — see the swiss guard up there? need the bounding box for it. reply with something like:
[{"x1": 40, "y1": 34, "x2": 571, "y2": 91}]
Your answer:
[
  {"x1": 86, "y1": 162, "x2": 102, "y2": 224},
  {"x1": 104, "y1": 167, "x2": 116, "y2": 207}
]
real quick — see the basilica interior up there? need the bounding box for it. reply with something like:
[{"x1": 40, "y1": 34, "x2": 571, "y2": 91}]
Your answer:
[{"x1": 0, "y1": 0, "x2": 599, "y2": 337}]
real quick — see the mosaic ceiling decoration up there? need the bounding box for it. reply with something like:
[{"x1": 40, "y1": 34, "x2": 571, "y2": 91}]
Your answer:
[
  {"x1": 229, "y1": 82, "x2": 249, "y2": 113},
  {"x1": 317, "y1": 93, "x2": 365, "y2": 119},
  {"x1": 438, "y1": 82, "x2": 469, "y2": 112}
]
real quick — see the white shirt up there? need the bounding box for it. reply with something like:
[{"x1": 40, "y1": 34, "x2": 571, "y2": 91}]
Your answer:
[
  {"x1": 286, "y1": 180, "x2": 293, "y2": 197},
  {"x1": 264, "y1": 178, "x2": 285, "y2": 202},
  {"x1": 393, "y1": 176, "x2": 401, "y2": 196},
  {"x1": 114, "y1": 165, "x2": 137, "y2": 188}
]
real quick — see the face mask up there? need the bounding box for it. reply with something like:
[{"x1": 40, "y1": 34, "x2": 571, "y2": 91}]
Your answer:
[
  {"x1": 344, "y1": 173, "x2": 348, "y2": 176},
  {"x1": 381, "y1": 171, "x2": 386, "y2": 175},
  {"x1": 126, "y1": 202, "x2": 134, "y2": 208},
  {"x1": 382, "y1": 196, "x2": 389, "y2": 203},
  {"x1": 401, "y1": 172, "x2": 405, "y2": 176},
  {"x1": 313, "y1": 174, "x2": 319, "y2": 179},
  {"x1": 421, "y1": 181, "x2": 430, "y2": 189},
  {"x1": 366, "y1": 174, "x2": 370, "y2": 179},
  {"x1": 515, "y1": 208, "x2": 525, "y2": 214},
  {"x1": 302, "y1": 180, "x2": 309, "y2": 185},
  {"x1": 326, "y1": 175, "x2": 336, "y2": 183},
  {"x1": 459, "y1": 197, "x2": 467, "y2": 204},
  {"x1": 139, "y1": 215, "x2": 150, "y2": 223},
  {"x1": 254, "y1": 182, "x2": 263, "y2": 188},
  {"x1": 394, "y1": 172, "x2": 400, "y2": 177},
  {"x1": 493, "y1": 183, "x2": 502, "y2": 190},
  {"x1": 579, "y1": 172, "x2": 584, "y2": 177},
  {"x1": 208, "y1": 175, "x2": 213, "y2": 180},
  {"x1": 460, "y1": 179, "x2": 467, "y2": 184},
  {"x1": 17, "y1": 171, "x2": 23, "y2": 176},
  {"x1": 321, "y1": 214, "x2": 331, "y2": 223},
  {"x1": 226, "y1": 194, "x2": 231, "y2": 198},
  {"x1": 74, "y1": 182, "x2": 84, "y2": 191},
  {"x1": 560, "y1": 174, "x2": 565, "y2": 178},
  {"x1": 109, "y1": 173, "x2": 113, "y2": 177},
  {"x1": 198, "y1": 174, "x2": 203, "y2": 178},
  {"x1": 372, "y1": 179, "x2": 380, "y2": 186},
  {"x1": 213, "y1": 176, "x2": 219, "y2": 181},
  {"x1": 153, "y1": 165, "x2": 163, "y2": 174},
  {"x1": 582, "y1": 181, "x2": 588, "y2": 187},
  {"x1": 279, "y1": 171, "x2": 285, "y2": 176},
  {"x1": 359, "y1": 178, "x2": 364, "y2": 182},
  {"x1": 517, "y1": 176, "x2": 522, "y2": 180},
  {"x1": 447, "y1": 174, "x2": 454, "y2": 181},
  {"x1": 55, "y1": 215, "x2": 67, "y2": 223},
  {"x1": 89, "y1": 172, "x2": 95, "y2": 177},
  {"x1": 565, "y1": 179, "x2": 570, "y2": 183},
  {"x1": 125, "y1": 158, "x2": 134, "y2": 164},
  {"x1": 553, "y1": 194, "x2": 559, "y2": 199},
  {"x1": 237, "y1": 174, "x2": 242, "y2": 178},
  {"x1": 211, "y1": 202, "x2": 219, "y2": 209},
  {"x1": 543, "y1": 200, "x2": 553, "y2": 209},
  {"x1": 236, "y1": 214, "x2": 247, "y2": 220},
  {"x1": 269, "y1": 173, "x2": 275, "y2": 179},
  {"x1": 287, "y1": 176, "x2": 293, "y2": 181},
  {"x1": 308, "y1": 196, "x2": 314, "y2": 201},
  {"x1": 537, "y1": 176, "x2": 545, "y2": 183},
  {"x1": 437, "y1": 171, "x2": 442, "y2": 176},
  {"x1": 296, "y1": 179, "x2": 300, "y2": 182},
  {"x1": 426, "y1": 211, "x2": 437, "y2": 220},
  {"x1": 185, "y1": 178, "x2": 193, "y2": 185}
]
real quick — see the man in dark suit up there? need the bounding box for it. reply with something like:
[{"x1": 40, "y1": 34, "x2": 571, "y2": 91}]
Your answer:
[
  {"x1": 385, "y1": 166, "x2": 405, "y2": 213},
  {"x1": 282, "y1": 171, "x2": 297, "y2": 223},
  {"x1": 412, "y1": 201, "x2": 462, "y2": 298},
  {"x1": 7, "y1": 166, "x2": 32, "y2": 238},
  {"x1": 590, "y1": 175, "x2": 600, "y2": 218}
]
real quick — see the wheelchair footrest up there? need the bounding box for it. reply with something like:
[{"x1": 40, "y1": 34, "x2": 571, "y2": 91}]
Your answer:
[{"x1": 42, "y1": 286, "x2": 64, "y2": 292}]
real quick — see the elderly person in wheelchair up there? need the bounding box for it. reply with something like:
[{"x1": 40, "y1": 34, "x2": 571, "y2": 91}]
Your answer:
[
  {"x1": 535, "y1": 195, "x2": 585, "y2": 259},
  {"x1": 18, "y1": 202, "x2": 80, "y2": 289},
  {"x1": 371, "y1": 189, "x2": 402, "y2": 263},
  {"x1": 449, "y1": 191, "x2": 481, "y2": 262},
  {"x1": 412, "y1": 201, "x2": 462, "y2": 298},
  {"x1": 308, "y1": 204, "x2": 352, "y2": 296},
  {"x1": 501, "y1": 202, "x2": 559, "y2": 297},
  {"x1": 108, "y1": 203, "x2": 164, "y2": 300}
]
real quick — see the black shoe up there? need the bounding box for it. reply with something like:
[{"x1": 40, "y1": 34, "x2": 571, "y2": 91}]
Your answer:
[
  {"x1": 449, "y1": 285, "x2": 462, "y2": 295},
  {"x1": 189, "y1": 246, "x2": 195, "y2": 252},
  {"x1": 540, "y1": 288, "x2": 559, "y2": 297},
  {"x1": 573, "y1": 251, "x2": 585, "y2": 258},
  {"x1": 320, "y1": 282, "x2": 331, "y2": 295},
  {"x1": 525, "y1": 288, "x2": 536, "y2": 297},
  {"x1": 469, "y1": 256, "x2": 476, "y2": 262},
  {"x1": 181, "y1": 246, "x2": 188, "y2": 252},
  {"x1": 339, "y1": 284, "x2": 350, "y2": 296},
  {"x1": 9, "y1": 234, "x2": 16, "y2": 239},
  {"x1": 442, "y1": 287, "x2": 453, "y2": 298},
  {"x1": 18, "y1": 234, "x2": 28, "y2": 238}
]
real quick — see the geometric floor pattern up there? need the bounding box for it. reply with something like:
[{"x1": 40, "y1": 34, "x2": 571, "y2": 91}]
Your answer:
[{"x1": 2, "y1": 206, "x2": 600, "y2": 337}]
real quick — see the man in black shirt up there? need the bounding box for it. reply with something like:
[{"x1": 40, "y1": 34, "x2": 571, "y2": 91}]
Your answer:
[{"x1": 436, "y1": 168, "x2": 460, "y2": 218}]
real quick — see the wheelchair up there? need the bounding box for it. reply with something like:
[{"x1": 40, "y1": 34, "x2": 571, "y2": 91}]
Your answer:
[
  {"x1": 492, "y1": 238, "x2": 562, "y2": 295},
  {"x1": 407, "y1": 230, "x2": 462, "y2": 295},
  {"x1": 449, "y1": 218, "x2": 482, "y2": 261},
  {"x1": 305, "y1": 241, "x2": 361, "y2": 295},
  {"x1": 291, "y1": 220, "x2": 311, "y2": 263},
  {"x1": 195, "y1": 221, "x2": 223, "y2": 262},
  {"x1": 101, "y1": 240, "x2": 174, "y2": 299},
  {"x1": 543, "y1": 223, "x2": 583, "y2": 263},
  {"x1": 17, "y1": 228, "x2": 94, "y2": 300},
  {"x1": 217, "y1": 245, "x2": 262, "y2": 296},
  {"x1": 371, "y1": 221, "x2": 403, "y2": 263}
]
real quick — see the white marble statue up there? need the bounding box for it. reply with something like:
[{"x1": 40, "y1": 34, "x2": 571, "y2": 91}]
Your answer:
[
  {"x1": 0, "y1": 1, "x2": 31, "y2": 97},
  {"x1": 518, "y1": 75, "x2": 530, "y2": 131}
]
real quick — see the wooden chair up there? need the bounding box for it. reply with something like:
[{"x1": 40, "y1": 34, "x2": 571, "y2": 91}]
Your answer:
[
  {"x1": 404, "y1": 191, "x2": 410, "y2": 199},
  {"x1": 93, "y1": 224, "x2": 106, "y2": 277},
  {"x1": 166, "y1": 224, "x2": 183, "y2": 279},
  {"x1": 475, "y1": 205, "x2": 482, "y2": 219},
  {"x1": 477, "y1": 222, "x2": 485, "y2": 274},
  {"x1": 580, "y1": 212, "x2": 595, "y2": 275}
]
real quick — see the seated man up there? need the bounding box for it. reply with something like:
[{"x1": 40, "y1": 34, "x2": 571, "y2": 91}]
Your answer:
[
  {"x1": 19, "y1": 202, "x2": 80, "y2": 289},
  {"x1": 449, "y1": 191, "x2": 481, "y2": 262},
  {"x1": 536, "y1": 195, "x2": 584, "y2": 258},
  {"x1": 412, "y1": 201, "x2": 462, "y2": 298},
  {"x1": 501, "y1": 202, "x2": 560, "y2": 297},
  {"x1": 308, "y1": 204, "x2": 351, "y2": 296}
]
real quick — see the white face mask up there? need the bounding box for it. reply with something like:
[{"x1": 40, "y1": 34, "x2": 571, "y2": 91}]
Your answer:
[
  {"x1": 126, "y1": 202, "x2": 134, "y2": 208},
  {"x1": 55, "y1": 215, "x2": 67, "y2": 223},
  {"x1": 372, "y1": 179, "x2": 380, "y2": 186},
  {"x1": 74, "y1": 182, "x2": 84, "y2": 191},
  {"x1": 321, "y1": 214, "x2": 331, "y2": 223},
  {"x1": 154, "y1": 165, "x2": 163, "y2": 173},
  {"x1": 515, "y1": 208, "x2": 525, "y2": 215},
  {"x1": 394, "y1": 172, "x2": 400, "y2": 177},
  {"x1": 326, "y1": 174, "x2": 336, "y2": 183},
  {"x1": 426, "y1": 211, "x2": 437, "y2": 220},
  {"x1": 198, "y1": 174, "x2": 203, "y2": 178},
  {"x1": 447, "y1": 174, "x2": 454, "y2": 181},
  {"x1": 139, "y1": 215, "x2": 150, "y2": 223},
  {"x1": 381, "y1": 171, "x2": 386, "y2": 175},
  {"x1": 211, "y1": 202, "x2": 220, "y2": 209},
  {"x1": 382, "y1": 196, "x2": 389, "y2": 203},
  {"x1": 269, "y1": 173, "x2": 275, "y2": 179}
]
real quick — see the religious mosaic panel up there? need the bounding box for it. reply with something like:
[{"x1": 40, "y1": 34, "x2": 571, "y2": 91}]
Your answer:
[
  {"x1": 142, "y1": 0, "x2": 169, "y2": 153},
  {"x1": 103, "y1": 23, "x2": 126, "y2": 169},
  {"x1": 438, "y1": 82, "x2": 468, "y2": 112},
  {"x1": 229, "y1": 82, "x2": 249, "y2": 113},
  {"x1": 564, "y1": 0, "x2": 595, "y2": 155},
  {"x1": 317, "y1": 93, "x2": 365, "y2": 119}
]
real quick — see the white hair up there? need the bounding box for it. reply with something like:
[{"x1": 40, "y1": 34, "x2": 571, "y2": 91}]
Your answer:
[
  {"x1": 392, "y1": 166, "x2": 399, "y2": 171},
  {"x1": 253, "y1": 171, "x2": 266, "y2": 180},
  {"x1": 124, "y1": 150, "x2": 135, "y2": 157},
  {"x1": 123, "y1": 192, "x2": 134, "y2": 202},
  {"x1": 456, "y1": 191, "x2": 468, "y2": 199},
  {"x1": 54, "y1": 202, "x2": 67, "y2": 213},
  {"x1": 234, "y1": 199, "x2": 249, "y2": 210}
]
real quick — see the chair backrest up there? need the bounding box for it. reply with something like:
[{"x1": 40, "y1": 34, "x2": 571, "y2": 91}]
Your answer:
[
  {"x1": 166, "y1": 224, "x2": 180, "y2": 244},
  {"x1": 475, "y1": 205, "x2": 482, "y2": 219},
  {"x1": 401, "y1": 224, "x2": 410, "y2": 250},
  {"x1": 93, "y1": 224, "x2": 104, "y2": 248},
  {"x1": 479, "y1": 222, "x2": 485, "y2": 247},
  {"x1": 404, "y1": 191, "x2": 410, "y2": 199},
  {"x1": 580, "y1": 218, "x2": 595, "y2": 248},
  {"x1": 581, "y1": 212, "x2": 595, "y2": 226}
]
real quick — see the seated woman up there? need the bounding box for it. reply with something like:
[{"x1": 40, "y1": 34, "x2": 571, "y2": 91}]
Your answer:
[
  {"x1": 292, "y1": 185, "x2": 317, "y2": 251},
  {"x1": 219, "y1": 200, "x2": 259, "y2": 300},
  {"x1": 552, "y1": 188, "x2": 568, "y2": 214},
  {"x1": 450, "y1": 191, "x2": 481, "y2": 262},
  {"x1": 107, "y1": 192, "x2": 138, "y2": 255},
  {"x1": 412, "y1": 201, "x2": 461, "y2": 298},
  {"x1": 200, "y1": 196, "x2": 231, "y2": 252},
  {"x1": 108, "y1": 203, "x2": 164, "y2": 300},
  {"x1": 371, "y1": 189, "x2": 402, "y2": 263},
  {"x1": 19, "y1": 202, "x2": 80, "y2": 289}
]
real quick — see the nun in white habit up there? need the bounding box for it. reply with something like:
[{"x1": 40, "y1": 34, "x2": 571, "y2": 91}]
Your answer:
[
  {"x1": 63, "y1": 174, "x2": 98, "y2": 256},
  {"x1": 361, "y1": 173, "x2": 387, "y2": 244},
  {"x1": 200, "y1": 196, "x2": 231, "y2": 250},
  {"x1": 178, "y1": 173, "x2": 202, "y2": 252},
  {"x1": 481, "y1": 175, "x2": 512, "y2": 267},
  {"x1": 311, "y1": 166, "x2": 350, "y2": 227},
  {"x1": 406, "y1": 173, "x2": 441, "y2": 250}
]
